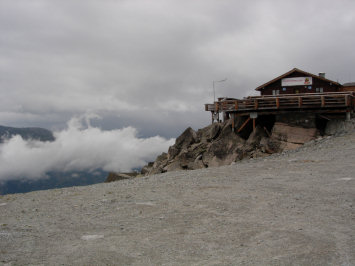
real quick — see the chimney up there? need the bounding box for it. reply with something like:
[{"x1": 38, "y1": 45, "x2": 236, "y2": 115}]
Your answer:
[{"x1": 318, "y1": 72, "x2": 326, "y2": 78}]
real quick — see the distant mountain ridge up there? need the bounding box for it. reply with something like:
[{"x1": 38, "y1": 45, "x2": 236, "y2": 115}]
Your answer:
[{"x1": 0, "y1": 125, "x2": 55, "y2": 142}]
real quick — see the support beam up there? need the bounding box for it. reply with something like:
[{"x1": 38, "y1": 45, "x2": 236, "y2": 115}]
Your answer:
[
  {"x1": 263, "y1": 127, "x2": 271, "y2": 137},
  {"x1": 231, "y1": 113, "x2": 235, "y2": 132},
  {"x1": 237, "y1": 117, "x2": 251, "y2": 133},
  {"x1": 317, "y1": 114, "x2": 330, "y2": 121},
  {"x1": 253, "y1": 118, "x2": 256, "y2": 130}
]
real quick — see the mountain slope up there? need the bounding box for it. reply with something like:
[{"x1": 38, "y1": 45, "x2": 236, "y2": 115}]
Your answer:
[
  {"x1": 0, "y1": 125, "x2": 55, "y2": 142},
  {"x1": 0, "y1": 129, "x2": 354, "y2": 265}
]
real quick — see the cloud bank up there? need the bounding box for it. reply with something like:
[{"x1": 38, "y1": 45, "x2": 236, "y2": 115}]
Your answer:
[{"x1": 0, "y1": 115, "x2": 174, "y2": 181}]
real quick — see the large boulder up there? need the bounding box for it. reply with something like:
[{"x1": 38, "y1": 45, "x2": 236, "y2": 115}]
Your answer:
[
  {"x1": 148, "y1": 152, "x2": 168, "y2": 175},
  {"x1": 246, "y1": 125, "x2": 267, "y2": 147},
  {"x1": 141, "y1": 162, "x2": 154, "y2": 175},
  {"x1": 202, "y1": 126, "x2": 245, "y2": 166},
  {"x1": 168, "y1": 127, "x2": 198, "y2": 160},
  {"x1": 163, "y1": 161, "x2": 183, "y2": 172},
  {"x1": 175, "y1": 127, "x2": 197, "y2": 150},
  {"x1": 196, "y1": 123, "x2": 221, "y2": 142},
  {"x1": 272, "y1": 122, "x2": 318, "y2": 144},
  {"x1": 105, "y1": 172, "x2": 137, "y2": 183}
]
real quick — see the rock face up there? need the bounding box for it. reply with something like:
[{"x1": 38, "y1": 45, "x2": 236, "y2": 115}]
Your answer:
[
  {"x1": 142, "y1": 115, "x2": 327, "y2": 176},
  {"x1": 269, "y1": 122, "x2": 319, "y2": 151},
  {"x1": 106, "y1": 116, "x2": 353, "y2": 182},
  {"x1": 143, "y1": 121, "x2": 266, "y2": 175}
]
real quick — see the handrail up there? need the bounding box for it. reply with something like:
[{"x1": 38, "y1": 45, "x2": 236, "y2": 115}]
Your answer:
[{"x1": 205, "y1": 92, "x2": 355, "y2": 112}]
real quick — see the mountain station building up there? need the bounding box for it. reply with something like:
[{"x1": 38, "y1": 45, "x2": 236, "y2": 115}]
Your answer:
[{"x1": 255, "y1": 68, "x2": 342, "y2": 96}]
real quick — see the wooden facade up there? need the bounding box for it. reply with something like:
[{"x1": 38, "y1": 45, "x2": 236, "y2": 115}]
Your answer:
[
  {"x1": 341, "y1": 82, "x2": 355, "y2": 92},
  {"x1": 255, "y1": 68, "x2": 342, "y2": 96}
]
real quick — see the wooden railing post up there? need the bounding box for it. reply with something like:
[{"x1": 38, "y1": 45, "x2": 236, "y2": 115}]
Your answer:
[
  {"x1": 254, "y1": 99, "x2": 258, "y2": 109},
  {"x1": 321, "y1": 96, "x2": 325, "y2": 107},
  {"x1": 276, "y1": 98, "x2": 280, "y2": 109},
  {"x1": 345, "y1": 95, "x2": 350, "y2": 106},
  {"x1": 235, "y1": 100, "x2": 239, "y2": 111},
  {"x1": 298, "y1": 97, "x2": 302, "y2": 108}
]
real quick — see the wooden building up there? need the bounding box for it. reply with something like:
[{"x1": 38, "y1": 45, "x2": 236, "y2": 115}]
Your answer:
[
  {"x1": 255, "y1": 68, "x2": 342, "y2": 96},
  {"x1": 205, "y1": 68, "x2": 354, "y2": 129},
  {"x1": 341, "y1": 82, "x2": 355, "y2": 92}
]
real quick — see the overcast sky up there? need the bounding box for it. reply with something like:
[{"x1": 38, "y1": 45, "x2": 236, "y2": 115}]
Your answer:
[
  {"x1": 1, "y1": 0, "x2": 354, "y2": 137},
  {"x1": 0, "y1": 0, "x2": 355, "y2": 180}
]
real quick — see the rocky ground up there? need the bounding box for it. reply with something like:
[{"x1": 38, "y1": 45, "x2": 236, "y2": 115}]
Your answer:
[{"x1": 0, "y1": 127, "x2": 354, "y2": 265}]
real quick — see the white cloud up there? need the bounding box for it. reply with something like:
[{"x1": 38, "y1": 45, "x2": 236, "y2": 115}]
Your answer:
[{"x1": 0, "y1": 115, "x2": 175, "y2": 181}]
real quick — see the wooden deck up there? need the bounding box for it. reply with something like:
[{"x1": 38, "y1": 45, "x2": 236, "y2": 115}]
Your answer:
[{"x1": 205, "y1": 92, "x2": 355, "y2": 115}]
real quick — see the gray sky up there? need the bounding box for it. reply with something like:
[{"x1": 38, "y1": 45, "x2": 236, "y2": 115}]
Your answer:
[
  {"x1": 1, "y1": 0, "x2": 355, "y2": 137},
  {"x1": 1, "y1": 0, "x2": 355, "y2": 180}
]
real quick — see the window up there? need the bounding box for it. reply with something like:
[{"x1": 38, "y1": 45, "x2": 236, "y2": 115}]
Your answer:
[{"x1": 272, "y1": 89, "x2": 280, "y2": 95}]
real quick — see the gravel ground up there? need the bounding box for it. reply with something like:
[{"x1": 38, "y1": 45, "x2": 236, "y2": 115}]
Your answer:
[{"x1": 0, "y1": 130, "x2": 354, "y2": 266}]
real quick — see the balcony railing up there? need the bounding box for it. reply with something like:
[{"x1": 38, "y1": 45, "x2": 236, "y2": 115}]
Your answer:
[{"x1": 205, "y1": 92, "x2": 355, "y2": 113}]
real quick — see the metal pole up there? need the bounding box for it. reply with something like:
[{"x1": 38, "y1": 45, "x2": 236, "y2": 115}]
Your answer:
[
  {"x1": 213, "y1": 81, "x2": 215, "y2": 102},
  {"x1": 212, "y1": 78, "x2": 227, "y2": 102}
]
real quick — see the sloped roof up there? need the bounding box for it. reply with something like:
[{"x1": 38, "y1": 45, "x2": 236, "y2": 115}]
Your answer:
[
  {"x1": 255, "y1": 68, "x2": 342, "y2": 91},
  {"x1": 343, "y1": 82, "x2": 355, "y2": 87}
]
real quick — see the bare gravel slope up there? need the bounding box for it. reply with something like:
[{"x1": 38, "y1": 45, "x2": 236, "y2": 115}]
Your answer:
[{"x1": 1, "y1": 131, "x2": 354, "y2": 265}]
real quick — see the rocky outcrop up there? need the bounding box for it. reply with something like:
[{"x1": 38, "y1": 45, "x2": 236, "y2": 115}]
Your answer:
[
  {"x1": 142, "y1": 116, "x2": 325, "y2": 175},
  {"x1": 144, "y1": 121, "x2": 265, "y2": 175},
  {"x1": 105, "y1": 116, "x2": 353, "y2": 182}
]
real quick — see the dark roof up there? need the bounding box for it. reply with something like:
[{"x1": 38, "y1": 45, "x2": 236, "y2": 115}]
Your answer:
[
  {"x1": 343, "y1": 82, "x2": 355, "y2": 87},
  {"x1": 255, "y1": 68, "x2": 342, "y2": 91}
]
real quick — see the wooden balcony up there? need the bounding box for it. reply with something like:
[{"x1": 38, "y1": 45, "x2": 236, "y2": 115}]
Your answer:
[{"x1": 205, "y1": 92, "x2": 355, "y2": 114}]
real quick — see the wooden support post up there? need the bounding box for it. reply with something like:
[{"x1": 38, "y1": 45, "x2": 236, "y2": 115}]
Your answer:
[
  {"x1": 254, "y1": 99, "x2": 258, "y2": 109},
  {"x1": 276, "y1": 98, "x2": 280, "y2": 109},
  {"x1": 346, "y1": 111, "x2": 351, "y2": 121},
  {"x1": 298, "y1": 97, "x2": 302, "y2": 108},
  {"x1": 321, "y1": 96, "x2": 325, "y2": 107},
  {"x1": 237, "y1": 117, "x2": 251, "y2": 133},
  {"x1": 253, "y1": 118, "x2": 256, "y2": 130},
  {"x1": 231, "y1": 113, "x2": 235, "y2": 132},
  {"x1": 345, "y1": 95, "x2": 350, "y2": 106},
  {"x1": 235, "y1": 100, "x2": 238, "y2": 111}
]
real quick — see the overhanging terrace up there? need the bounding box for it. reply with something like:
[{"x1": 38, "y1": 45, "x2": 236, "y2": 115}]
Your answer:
[{"x1": 205, "y1": 92, "x2": 355, "y2": 126}]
